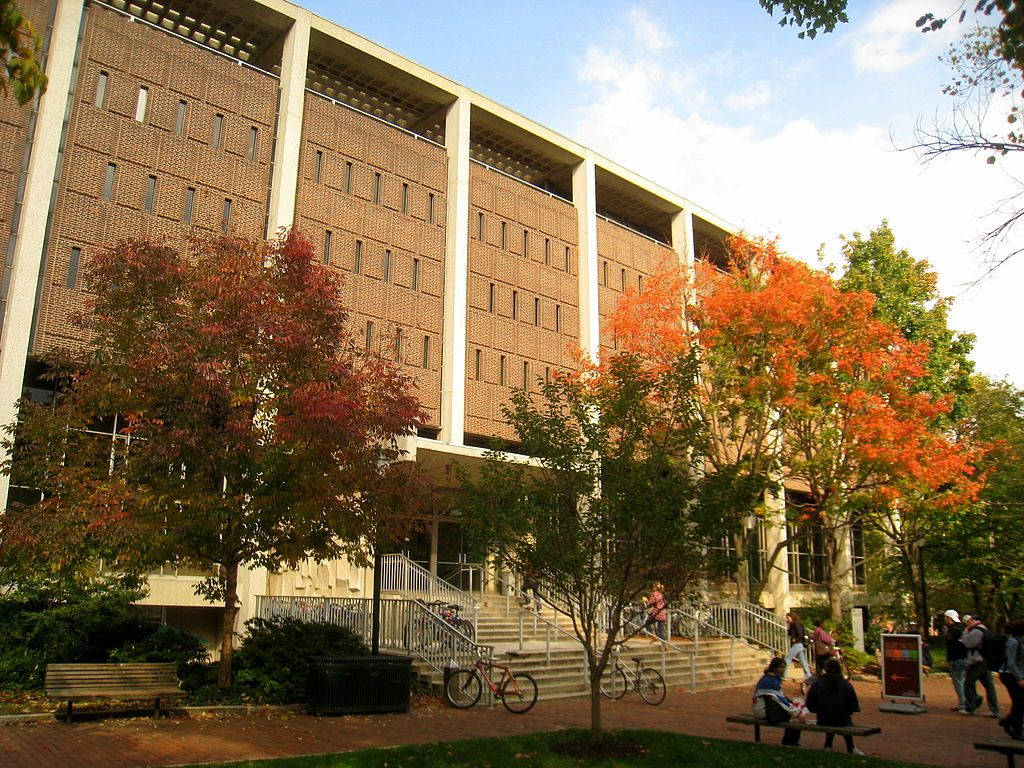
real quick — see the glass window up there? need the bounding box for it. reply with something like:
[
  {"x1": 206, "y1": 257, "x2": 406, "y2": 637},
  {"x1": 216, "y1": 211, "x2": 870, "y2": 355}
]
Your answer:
[
  {"x1": 412, "y1": 258, "x2": 420, "y2": 291},
  {"x1": 373, "y1": 172, "x2": 382, "y2": 204},
  {"x1": 354, "y1": 240, "x2": 363, "y2": 273},
  {"x1": 544, "y1": 238, "x2": 550, "y2": 266},
  {"x1": 501, "y1": 221, "x2": 507, "y2": 250},
  {"x1": 183, "y1": 187, "x2": 195, "y2": 223},
  {"x1": 314, "y1": 150, "x2": 323, "y2": 183},
  {"x1": 221, "y1": 198, "x2": 232, "y2": 234},
  {"x1": 95, "y1": 71, "x2": 108, "y2": 108},
  {"x1": 102, "y1": 163, "x2": 116, "y2": 200},
  {"x1": 475, "y1": 349, "x2": 482, "y2": 380},
  {"x1": 67, "y1": 247, "x2": 81, "y2": 289},
  {"x1": 323, "y1": 230, "x2": 332, "y2": 264},
  {"x1": 401, "y1": 183, "x2": 409, "y2": 214},
  {"x1": 499, "y1": 355, "x2": 506, "y2": 386},
  {"x1": 365, "y1": 320, "x2": 374, "y2": 349},
  {"x1": 522, "y1": 230, "x2": 528, "y2": 258},
  {"x1": 564, "y1": 246, "x2": 570, "y2": 270},
  {"x1": 428, "y1": 193, "x2": 436, "y2": 223},
  {"x1": 512, "y1": 290, "x2": 518, "y2": 319},
  {"x1": 395, "y1": 327, "x2": 403, "y2": 361},
  {"x1": 175, "y1": 100, "x2": 187, "y2": 136},
  {"x1": 345, "y1": 162, "x2": 353, "y2": 194},
  {"x1": 422, "y1": 336, "x2": 430, "y2": 368},
  {"x1": 621, "y1": 268, "x2": 626, "y2": 291},
  {"x1": 212, "y1": 114, "x2": 223, "y2": 148},
  {"x1": 135, "y1": 86, "x2": 148, "y2": 122},
  {"x1": 488, "y1": 282, "x2": 495, "y2": 313},
  {"x1": 477, "y1": 211, "x2": 484, "y2": 240},
  {"x1": 384, "y1": 249, "x2": 392, "y2": 282},
  {"x1": 533, "y1": 297, "x2": 540, "y2": 326},
  {"x1": 522, "y1": 361, "x2": 529, "y2": 390},
  {"x1": 555, "y1": 304, "x2": 561, "y2": 333},
  {"x1": 248, "y1": 127, "x2": 259, "y2": 162},
  {"x1": 144, "y1": 175, "x2": 156, "y2": 212}
]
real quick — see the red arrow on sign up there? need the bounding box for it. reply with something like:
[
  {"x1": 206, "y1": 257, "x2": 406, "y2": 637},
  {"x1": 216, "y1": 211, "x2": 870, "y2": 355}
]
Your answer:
[{"x1": 890, "y1": 674, "x2": 910, "y2": 682}]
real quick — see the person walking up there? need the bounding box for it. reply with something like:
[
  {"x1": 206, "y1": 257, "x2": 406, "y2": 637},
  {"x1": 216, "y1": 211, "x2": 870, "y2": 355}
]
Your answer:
[
  {"x1": 785, "y1": 611, "x2": 812, "y2": 679},
  {"x1": 519, "y1": 565, "x2": 541, "y2": 611},
  {"x1": 961, "y1": 616, "x2": 1001, "y2": 717},
  {"x1": 805, "y1": 657, "x2": 866, "y2": 755},
  {"x1": 944, "y1": 609, "x2": 968, "y2": 711},
  {"x1": 998, "y1": 619, "x2": 1024, "y2": 741},
  {"x1": 643, "y1": 582, "x2": 668, "y2": 641},
  {"x1": 811, "y1": 619, "x2": 836, "y2": 677},
  {"x1": 753, "y1": 657, "x2": 805, "y2": 746}
]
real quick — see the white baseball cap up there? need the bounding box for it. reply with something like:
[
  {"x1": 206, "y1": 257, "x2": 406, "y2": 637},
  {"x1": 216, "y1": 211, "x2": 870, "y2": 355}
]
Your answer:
[{"x1": 944, "y1": 609, "x2": 960, "y2": 622}]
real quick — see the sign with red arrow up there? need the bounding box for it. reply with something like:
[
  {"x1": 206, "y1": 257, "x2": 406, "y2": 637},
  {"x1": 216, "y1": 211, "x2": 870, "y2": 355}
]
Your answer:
[{"x1": 881, "y1": 634, "x2": 924, "y2": 701}]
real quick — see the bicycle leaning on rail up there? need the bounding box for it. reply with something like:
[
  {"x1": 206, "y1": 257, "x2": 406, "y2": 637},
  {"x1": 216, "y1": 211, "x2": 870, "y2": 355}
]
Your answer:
[
  {"x1": 444, "y1": 651, "x2": 538, "y2": 714},
  {"x1": 599, "y1": 644, "x2": 666, "y2": 705}
]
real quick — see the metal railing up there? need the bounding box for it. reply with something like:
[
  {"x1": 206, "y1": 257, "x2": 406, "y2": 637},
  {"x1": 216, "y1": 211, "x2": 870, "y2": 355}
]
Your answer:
[
  {"x1": 256, "y1": 595, "x2": 492, "y2": 675},
  {"x1": 701, "y1": 601, "x2": 788, "y2": 655},
  {"x1": 379, "y1": 553, "x2": 479, "y2": 632}
]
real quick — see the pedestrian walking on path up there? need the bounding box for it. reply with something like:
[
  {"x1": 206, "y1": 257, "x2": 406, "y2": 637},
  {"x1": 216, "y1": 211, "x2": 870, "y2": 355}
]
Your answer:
[
  {"x1": 960, "y1": 616, "x2": 1000, "y2": 717},
  {"x1": 944, "y1": 609, "x2": 968, "y2": 711},
  {"x1": 998, "y1": 618, "x2": 1024, "y2": 741},
  {"x1": 784, "y1": 611, "x2": 812, "y2": 680}
]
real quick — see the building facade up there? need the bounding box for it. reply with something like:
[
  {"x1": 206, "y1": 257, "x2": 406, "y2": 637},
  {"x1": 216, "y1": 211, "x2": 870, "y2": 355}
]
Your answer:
[{"x1": 0, "y1": 0, "x2": 858, "y2": 645}]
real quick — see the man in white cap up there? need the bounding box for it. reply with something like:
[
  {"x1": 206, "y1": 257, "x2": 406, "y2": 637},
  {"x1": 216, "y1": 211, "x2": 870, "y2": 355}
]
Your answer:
[{"x1": 944, "y1": 609, "x2": 968, "y2": 711}]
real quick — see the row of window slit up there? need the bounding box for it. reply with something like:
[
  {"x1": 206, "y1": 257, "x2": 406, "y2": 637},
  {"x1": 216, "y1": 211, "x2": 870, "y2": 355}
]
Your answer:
[
  {"x1": 312, "y1": 150, "x2": 437, "y2": 223},
  {"x1": 471, "y1": 348, "x2": 553, "y2": 390},
  {"x1": 96, "y1": 71, "x2": 260, "y2": 161},
  {"x1": 476, "y1": 211, "x2": 571, "y2": 271}
]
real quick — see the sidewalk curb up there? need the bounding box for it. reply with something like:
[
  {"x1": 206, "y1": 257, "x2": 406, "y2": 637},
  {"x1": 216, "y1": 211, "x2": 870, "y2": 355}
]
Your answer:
[{"x1": 0, "y1": 703, "x2": 304, "y2": 725}]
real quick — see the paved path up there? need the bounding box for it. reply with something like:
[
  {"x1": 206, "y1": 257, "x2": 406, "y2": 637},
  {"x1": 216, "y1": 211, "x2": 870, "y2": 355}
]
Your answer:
[{"x1": 0, "y1": 675, "x2": 1012, "y2": 767}]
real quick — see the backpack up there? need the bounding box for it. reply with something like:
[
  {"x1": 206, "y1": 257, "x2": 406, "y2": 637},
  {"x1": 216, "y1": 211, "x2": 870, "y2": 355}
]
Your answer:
[{"x1": 980, "y1": 629, "x2": 1007, "y2": 669}]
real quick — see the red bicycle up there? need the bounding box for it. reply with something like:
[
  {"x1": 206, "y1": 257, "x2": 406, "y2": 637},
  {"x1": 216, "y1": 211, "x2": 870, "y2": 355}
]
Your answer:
[{"x1": 445, "y1": 651, "x2": 538, "y2": 714}]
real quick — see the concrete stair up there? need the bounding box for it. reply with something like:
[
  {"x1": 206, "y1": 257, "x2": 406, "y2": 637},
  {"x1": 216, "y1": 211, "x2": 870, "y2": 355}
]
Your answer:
[{"x1": 412, "y1": 598, "x2": 771, "y2": 702}]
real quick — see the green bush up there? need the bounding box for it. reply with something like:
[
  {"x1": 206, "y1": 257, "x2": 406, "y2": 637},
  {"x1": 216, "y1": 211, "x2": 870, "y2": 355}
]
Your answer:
[
  {"x1": 0, "y1": 577, "x2": 152, "y2": 690},
  {"x1": 232, "y1": 616, "x2": 368, "y2": 704},
  {"x1": 110, "y1": 625, "x2": 209, "y2": 674}
]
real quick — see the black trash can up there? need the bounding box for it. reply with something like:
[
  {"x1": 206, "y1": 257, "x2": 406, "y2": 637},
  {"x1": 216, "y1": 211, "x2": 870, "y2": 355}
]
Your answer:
[{"x1": 307, "y1": 655, "x2": 413, "y2": 716}]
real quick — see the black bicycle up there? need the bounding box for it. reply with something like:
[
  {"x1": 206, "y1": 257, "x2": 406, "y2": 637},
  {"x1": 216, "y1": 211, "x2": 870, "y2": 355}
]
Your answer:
[{"x1": 600, "y1": 645, "x2": 666, "y2": 704}]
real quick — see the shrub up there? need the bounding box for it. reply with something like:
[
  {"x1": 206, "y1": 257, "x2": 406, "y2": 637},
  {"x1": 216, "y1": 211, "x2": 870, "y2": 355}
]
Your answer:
[
  {"x1": 233, "y1": 616, "x2": 368, "y2": 704},
  {"x1": 110, "y1": 625, "x2": 209, "y2": 675},
  {"x1": 0, "y1": 577, "x2": 152, "y2": 690}
]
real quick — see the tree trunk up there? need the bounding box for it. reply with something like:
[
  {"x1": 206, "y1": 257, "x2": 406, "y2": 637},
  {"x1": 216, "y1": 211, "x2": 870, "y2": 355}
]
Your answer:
[
  {"x1": 218, "y1": 562, "x2": 240, "y2": 688},
  {"x1": 733, "y1": 531, "x2": 751, "y2": 603},
  {"x1": 825, "y1": 529, "x2": 843, "y2": 623},
  {"x1": 589, "y1": 666, "x2": 603, "y2": 743}
]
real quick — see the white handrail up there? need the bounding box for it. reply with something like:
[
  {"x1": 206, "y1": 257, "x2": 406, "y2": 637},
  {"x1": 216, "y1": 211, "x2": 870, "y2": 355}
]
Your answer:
[
  {"x1": 255, "y1": 594, "x2": 492, "y2": 675},
  {"x1": 379, "y1": 553, "x2": 479, "y2": 632}
]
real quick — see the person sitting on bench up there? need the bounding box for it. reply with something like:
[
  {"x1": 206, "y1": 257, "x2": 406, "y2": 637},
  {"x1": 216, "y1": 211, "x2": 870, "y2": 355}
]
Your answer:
[
  {"x1": 806, "y1": 657, "x2": 865, "y2": 755},
  {"x1": 753, "y1": 657, "x2": 805, "y2": 746}
]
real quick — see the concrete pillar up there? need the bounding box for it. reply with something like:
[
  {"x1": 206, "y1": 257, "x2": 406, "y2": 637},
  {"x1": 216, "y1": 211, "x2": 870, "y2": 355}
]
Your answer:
[
  {"x1": 429, "y1": 513, "x2": 439, "y2": 577},
  {"x1": 762, "y1": 479, "x2": 791, "y2": 616},
  {"x1": 0, "y1": 0, "x2": 84, "y2": 513},
  {"x1": 572, "y1": 153, "x2": 600, "y2": 364},
  {"x1": 439, "y1": 91, "x2": 470, "y2": 444},
  {"x1": 670, "y1": 209, "x2": 694, "y2": 270},
  {"x1": 265, "y1": 14, "x2": 310, "y2": 236}
]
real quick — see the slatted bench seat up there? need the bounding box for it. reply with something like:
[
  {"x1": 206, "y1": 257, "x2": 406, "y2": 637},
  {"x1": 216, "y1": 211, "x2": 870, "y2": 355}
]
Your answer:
[
  {"x1": 976, "y1": 739, "x2": 1024, "y2": 768},
  {"x1": 726, "y1": 713, "x2": 881, "y2": 743},
  {"x1": 45, "y1": 663, "x2": 186, "y2": 721}
]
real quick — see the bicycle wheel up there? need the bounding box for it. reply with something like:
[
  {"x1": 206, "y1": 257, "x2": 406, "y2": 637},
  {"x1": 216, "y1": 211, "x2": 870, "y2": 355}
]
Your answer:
[
  {"x1": 637, "y1": 667, "x2": 666, "y2": 705},
  {"x1": 456, "y1": 619, "x2": 476, "y2": 640},
  {"x1": 500, "y1": 671, "x2": 538, "y2": 714},
  {"x1": 445, "y1": 669, "x2": 482, "y2": 709},
  {"x1": 600, "y1": 666, "x2": 628, "y2": 700}
]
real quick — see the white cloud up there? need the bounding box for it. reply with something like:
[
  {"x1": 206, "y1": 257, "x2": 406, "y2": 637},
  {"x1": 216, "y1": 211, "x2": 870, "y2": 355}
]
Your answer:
[
  {"x1": 572, "y1": 6, "x2": 1024, "y2": 386},
  {"x1": 725, "y1": 81, "x2": 773, "y2": 110},
  {"x1": 628, "y1": 7, "x2": 673, "y2": 52},
  {"x1": 849, "y1": 0, "x2": 956, "y2": 73}
]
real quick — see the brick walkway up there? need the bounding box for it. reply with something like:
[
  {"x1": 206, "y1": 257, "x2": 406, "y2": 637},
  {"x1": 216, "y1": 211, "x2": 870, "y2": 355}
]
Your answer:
[{"x1": 0, "y1": 675, "x2": 1013, "y2": 768}]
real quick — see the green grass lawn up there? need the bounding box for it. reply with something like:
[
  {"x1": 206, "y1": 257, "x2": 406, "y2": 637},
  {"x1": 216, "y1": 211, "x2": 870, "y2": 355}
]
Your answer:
[{"x1": 187, "y1": 729, "x2": 930, "y2": 768}]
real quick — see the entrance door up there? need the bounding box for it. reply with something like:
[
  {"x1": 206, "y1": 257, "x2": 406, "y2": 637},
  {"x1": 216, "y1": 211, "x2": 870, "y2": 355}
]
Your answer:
[{"x1": 437, "y1": 519, "x2": 485, "y2": 593}]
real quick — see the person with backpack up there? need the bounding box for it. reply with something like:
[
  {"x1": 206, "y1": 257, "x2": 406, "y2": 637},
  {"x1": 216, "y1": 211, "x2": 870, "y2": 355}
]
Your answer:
[
  {"x1": 805, "y1": 657, "x2": 866, "y2": 755},
  {"x1": 998, "y1": 619, "x2": 1024, "y2": 741},
  {"x1": 960, "y1": 616, "x2": 1001, "y2": 717},
  {"x1": 944, "y1": 609, "x2": 968, "y2": 711},
  {"x1": 811, "y1": 619, "x2": 836, "y2": 677}
]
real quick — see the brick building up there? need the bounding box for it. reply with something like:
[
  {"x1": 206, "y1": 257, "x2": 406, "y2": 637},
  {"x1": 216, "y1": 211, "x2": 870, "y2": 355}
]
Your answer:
[{"x1": 0, "y1": 0, "x2": 861, "y2": 644}]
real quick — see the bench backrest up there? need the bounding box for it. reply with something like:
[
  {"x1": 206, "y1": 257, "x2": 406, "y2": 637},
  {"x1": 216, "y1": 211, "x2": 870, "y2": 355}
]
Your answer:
[{"x1": 45, "y1": 663, "x2": 181, "y2": 693}]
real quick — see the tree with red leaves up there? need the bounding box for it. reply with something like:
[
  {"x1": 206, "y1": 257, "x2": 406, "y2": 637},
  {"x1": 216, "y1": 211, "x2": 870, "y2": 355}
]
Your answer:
[{"x1": 2, "y1": 232, "x2": 426, "y2": 685}]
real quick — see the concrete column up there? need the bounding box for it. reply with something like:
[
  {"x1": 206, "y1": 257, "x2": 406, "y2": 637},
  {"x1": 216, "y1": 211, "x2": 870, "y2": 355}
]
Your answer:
[
  {"x1": 572, "y1": 153, "x2": 600, "y2": 364},
  {"x1": 265, "y1": 14, "x2": 310, "y2": 236},
  {"x1": 428, "y1": 513, "x2": 439, "y2": 577},
  {"x1": 0, "y1": 0, "x2": 84, "y2": 513},
  {"x1": 762, "y1": 479, "x2": 791, "y2": 616},
  {"x1": 439, "y1": 91, "x2": 470, "y2": 444},
  {"x1": 670, "y1": 209, "x2": 694, "y2": 270}
]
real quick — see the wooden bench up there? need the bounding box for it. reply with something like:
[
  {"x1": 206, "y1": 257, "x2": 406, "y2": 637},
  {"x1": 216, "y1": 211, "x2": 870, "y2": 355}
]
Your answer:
[
  {"x1": 726, "y1": 714, "x2": 881, "y2": 744},
  {"x1": 45, "y1": 663, "x2": 186, "y2": 721},
  {"x1": 976, "y1": 739, "x2": 1024, "y2": 768}
]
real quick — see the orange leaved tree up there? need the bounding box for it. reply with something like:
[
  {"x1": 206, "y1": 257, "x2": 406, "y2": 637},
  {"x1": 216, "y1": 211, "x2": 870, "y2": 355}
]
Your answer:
[{"x1": 611, "y1": 236, "x2": 978, "y2": 617}]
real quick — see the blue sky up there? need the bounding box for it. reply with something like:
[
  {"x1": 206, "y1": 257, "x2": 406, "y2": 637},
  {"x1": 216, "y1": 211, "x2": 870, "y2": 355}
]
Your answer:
[{"x1": 306, "y1": 1, "x2": 1023, "y2": 386}]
